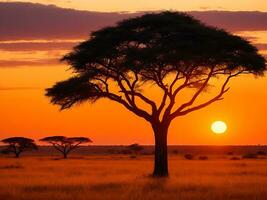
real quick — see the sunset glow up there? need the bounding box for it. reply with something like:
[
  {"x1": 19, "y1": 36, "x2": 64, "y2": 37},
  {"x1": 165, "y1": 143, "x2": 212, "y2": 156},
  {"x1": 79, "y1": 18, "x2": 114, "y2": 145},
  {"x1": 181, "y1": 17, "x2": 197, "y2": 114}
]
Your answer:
[
  {"x1": 1, "y1": 1, "x2": 267, "y2": 198},
  {"x1": 211, "y1": 121, "x2": 227, "y2": 134},
  {"x1": 0, "y1": 1, "x2": 267, "y2": 145},
  {"x1": 4, "y1": 0, "x2": 267, "y2": 12}
]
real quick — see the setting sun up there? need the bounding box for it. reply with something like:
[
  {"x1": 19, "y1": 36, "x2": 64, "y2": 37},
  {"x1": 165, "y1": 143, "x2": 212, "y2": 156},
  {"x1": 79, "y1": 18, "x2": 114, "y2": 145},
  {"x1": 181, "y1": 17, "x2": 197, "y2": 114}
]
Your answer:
[
  {"x1": 1, "y1": 1, "x2": 267, "y2": 199},
  {"x1": 211, "y1": 121, "x2": 227, "y2": 134}
]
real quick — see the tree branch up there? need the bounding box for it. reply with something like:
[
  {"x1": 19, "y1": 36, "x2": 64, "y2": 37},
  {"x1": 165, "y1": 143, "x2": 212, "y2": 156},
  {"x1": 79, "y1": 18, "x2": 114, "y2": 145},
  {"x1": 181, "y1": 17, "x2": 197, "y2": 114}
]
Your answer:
[
  {"x1": 66, "y1": 141, "x2": 83, "y2": 154},
  {"x1": 49, "y1": 142, "x2": 64, "y2": 153},
  {"x1": 174, "y1": 67, "x2": 215, "y2": 113},
  {"x1": 169, "y1": 71, "x2": 243, "y2": 119},
  {"x1": 104, "y1": 92, "x2": 152, "y2": 121}
]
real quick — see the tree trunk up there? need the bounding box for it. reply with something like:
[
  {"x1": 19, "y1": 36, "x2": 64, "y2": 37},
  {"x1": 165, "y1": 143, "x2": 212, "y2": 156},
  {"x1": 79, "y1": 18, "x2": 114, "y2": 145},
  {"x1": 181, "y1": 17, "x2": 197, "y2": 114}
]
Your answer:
[
  {"x1": 15, "y1": 152, "x2": 20, "y2": 158},
  {"x1": 152, "y1": 124, "x2": 169, "y2": 177},
  {"x1": 63, "y1": 153, "x2": 67, "y2": 159}
]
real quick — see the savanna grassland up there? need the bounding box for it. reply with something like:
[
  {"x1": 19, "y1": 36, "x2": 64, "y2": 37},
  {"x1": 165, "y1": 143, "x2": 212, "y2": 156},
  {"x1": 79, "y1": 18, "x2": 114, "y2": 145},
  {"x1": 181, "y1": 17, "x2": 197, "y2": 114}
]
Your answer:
[{"x1": 1, "y1": 153, "x2": 267, "y2": 200}]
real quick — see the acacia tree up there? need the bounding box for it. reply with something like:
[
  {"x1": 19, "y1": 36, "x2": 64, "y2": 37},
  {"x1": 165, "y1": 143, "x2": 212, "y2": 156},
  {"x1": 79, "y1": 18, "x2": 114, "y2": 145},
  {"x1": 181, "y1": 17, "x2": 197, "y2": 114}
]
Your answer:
[
  {"x1": 40, "y1": 136, "x2": 92, "y2": 158},
  {"x1": 46, "y1": 12, "x2": 266, "y2": 176},
  {"x1": 1, "y1": 137, "x2": 37, "y2": 158}
]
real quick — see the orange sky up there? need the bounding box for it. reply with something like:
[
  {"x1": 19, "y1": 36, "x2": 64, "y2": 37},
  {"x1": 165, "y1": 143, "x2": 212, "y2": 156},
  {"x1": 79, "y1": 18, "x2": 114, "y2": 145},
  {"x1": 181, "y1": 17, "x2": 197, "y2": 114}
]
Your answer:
[
  {"x1": 4, "y1": 0, "x2": 267, "y2": 12},
  {"x1": 0, "y1": 1, "x2": 267, "y2": 145}
]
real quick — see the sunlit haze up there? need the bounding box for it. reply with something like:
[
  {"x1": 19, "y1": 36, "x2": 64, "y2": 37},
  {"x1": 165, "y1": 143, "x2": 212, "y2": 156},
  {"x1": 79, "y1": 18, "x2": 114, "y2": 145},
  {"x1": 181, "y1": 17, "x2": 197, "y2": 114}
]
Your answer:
[{"x1": 0, "y1": 1, "x2": 267, "y2": 145}]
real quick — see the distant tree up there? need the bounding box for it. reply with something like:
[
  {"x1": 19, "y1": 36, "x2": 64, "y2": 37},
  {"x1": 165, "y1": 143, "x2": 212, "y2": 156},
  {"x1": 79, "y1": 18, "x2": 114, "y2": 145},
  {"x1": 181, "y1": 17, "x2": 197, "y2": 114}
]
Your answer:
[
  {"x1": 198, "y1": 155, "x2": 208, "y2": 160},
  {"x1": 1, "y1": 137, "x2": 37, "y2": 158},
  {"x1": 128, "y1": 143, "x2": 144, "y2": 155},
  {"x1": 39, "y1": 136, "x2": 92, "y2": 158},
  {"x1": 45, "y1": 12, "x2": 266, "y2": 176},
  {"x1": 184, "y1": 154, "x2": 194, "y2": 160}
]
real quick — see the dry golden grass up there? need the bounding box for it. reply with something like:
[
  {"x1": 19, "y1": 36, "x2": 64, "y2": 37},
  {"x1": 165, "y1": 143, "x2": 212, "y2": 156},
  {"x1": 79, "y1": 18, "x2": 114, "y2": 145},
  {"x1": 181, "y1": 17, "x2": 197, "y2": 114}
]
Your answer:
[{"x1": 0, "y1": 155, "x2": 267, "y2": 200}]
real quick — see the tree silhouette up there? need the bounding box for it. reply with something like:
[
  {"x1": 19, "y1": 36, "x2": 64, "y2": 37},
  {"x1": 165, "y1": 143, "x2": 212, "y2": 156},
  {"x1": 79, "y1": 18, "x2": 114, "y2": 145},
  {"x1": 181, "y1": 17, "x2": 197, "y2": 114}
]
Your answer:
[
  {"x1": 46, "y1": 12, "x2": 266, "y2": 176},
  {"x1": 40, "y1": 136, "x2": 92, "y2": 158},
  {"x1": 1, "y1": 137, "x2": 37, "y2": 158}
]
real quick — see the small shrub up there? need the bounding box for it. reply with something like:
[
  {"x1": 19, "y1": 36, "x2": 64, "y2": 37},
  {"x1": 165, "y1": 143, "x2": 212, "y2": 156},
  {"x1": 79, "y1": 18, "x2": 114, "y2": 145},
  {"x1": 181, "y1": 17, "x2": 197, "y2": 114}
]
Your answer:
[
  {"x1": 128, "y1": 143, "x2": 144, "y2": 155},
  {"x1": 130, "y1": 155, "x2": 137, "y2": 159},
  {"x1": 242, "y1": 153, "x2": 258, "y2": 159},
  {"x1": 52, "y1": 158, "x2": 61, "y2": 160},
  {"x1": 257, "y1": 151, "x2": 266, "y2": 155},
  {"x1": 184, "y1": 154, "x2": 194, "y2": 160},
  {"x1": 199, "y1": 156, "x2": 208, "y2": 160},
  {"x1": 172, "y1": 150, "x2": 178, "y2": 155},
  {"x1": 230, "y1": 156, "x2": 240, "y2": 160}
]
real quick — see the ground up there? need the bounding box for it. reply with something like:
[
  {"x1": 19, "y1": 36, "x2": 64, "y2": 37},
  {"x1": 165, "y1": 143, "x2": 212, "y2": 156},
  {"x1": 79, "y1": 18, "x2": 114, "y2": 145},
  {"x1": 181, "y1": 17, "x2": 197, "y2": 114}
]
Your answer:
[{"x1": 0, "y1": 155, "x2": 267, "y2": 200}]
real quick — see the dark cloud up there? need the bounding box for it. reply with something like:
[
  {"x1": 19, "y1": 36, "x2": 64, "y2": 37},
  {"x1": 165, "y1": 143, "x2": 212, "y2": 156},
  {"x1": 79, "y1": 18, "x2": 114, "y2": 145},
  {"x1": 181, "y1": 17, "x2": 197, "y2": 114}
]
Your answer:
[
  {"x1": 1, "y1": 2, "x2": 267, "y2": 41},
  {"x1": 0, "y1": 59, "x2": 62, "y2": 67},
  {"x1": 0, "y1": 2, "x2": 138, "y2": 41},
  {"x1": 241, "y1": 35, "x2": 259, "y2": 41},
  {"x1": 0, "y1": 41, "x2": 76, "y2": 51},
  {"x1": 0, "y1": 2, "x2": 266, "y2": 68},
  {"x1": 255, "y1": 43, "x2": 267, "y2": 50},
  {"x1": 190, "y1": 11, "x2": 267, "y2": 31}
]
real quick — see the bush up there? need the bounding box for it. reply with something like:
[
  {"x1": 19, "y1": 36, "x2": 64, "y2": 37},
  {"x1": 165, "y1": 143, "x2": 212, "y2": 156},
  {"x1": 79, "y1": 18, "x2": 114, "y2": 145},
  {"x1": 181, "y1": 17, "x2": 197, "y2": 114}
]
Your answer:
[
  {"x1": 172, "y1": 150, "x2": 178, "y2": 155},
  {"x1": 230, "y1": 156, "x2": 240, "y2": 160},
  {"x1": 257, "y1": 151, "x2": 266, "y2": 155},
  {"x1": 199, "y1": 156, "x2": 208, "y2": 160},
  {"x1": 184, "y1": 154, "x2": 194, "y2": 160},
  {"x1": 128, "y1": 143, "x2": 144, "y2": 155},
  {"x1": 242, "y1": 153, "x2": 258, "y2": 159},
  {"x1": 130, "y1": 155, "x2": 137, "y2": 159}
]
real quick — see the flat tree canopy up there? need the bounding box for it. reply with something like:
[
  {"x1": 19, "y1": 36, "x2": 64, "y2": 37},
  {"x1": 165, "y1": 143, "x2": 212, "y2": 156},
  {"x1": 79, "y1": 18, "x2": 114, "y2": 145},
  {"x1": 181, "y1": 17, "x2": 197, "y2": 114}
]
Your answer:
[
  {"x1": 1, "y1": 137, "x2": 37, "y2": 158},
  {"x1": 46, "y1": 12, "x2": 266, "y2": 176},
  {"x1": 40, "y1": 136, "x2": 92, "y2": 158}
]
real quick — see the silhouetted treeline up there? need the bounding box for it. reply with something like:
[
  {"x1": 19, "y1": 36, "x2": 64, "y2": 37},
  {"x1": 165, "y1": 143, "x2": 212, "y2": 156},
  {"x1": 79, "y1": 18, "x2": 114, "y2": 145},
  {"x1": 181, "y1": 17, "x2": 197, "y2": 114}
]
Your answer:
[
  {"x1": 1, "y1": 141, "x2": 267, "y2": 158},
  {"x1": 1, "y1": 136, "x2": 92, "y2": 158}
]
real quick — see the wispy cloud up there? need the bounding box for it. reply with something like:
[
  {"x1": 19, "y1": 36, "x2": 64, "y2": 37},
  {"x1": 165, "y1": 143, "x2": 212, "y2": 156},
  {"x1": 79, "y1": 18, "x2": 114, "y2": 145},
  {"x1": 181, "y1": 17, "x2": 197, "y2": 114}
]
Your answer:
[
  {"x1": 0, "y1": 2, "x2": 267, "y2": 68},
  {"x1": 0, "y1": 59, "x2": 62, "y2": 68},
  {"x1": 0, "y1": 2, "x2": 138, "y2": 41},
  {"x1": 0, "y1": 41, "x2": 76, "y2": 51},
  {"x1": 1, "y1": 2, "x2": 267, "y2": 41},
  {"x1": 190, "y1": 11, "x2": 267, "y2": 31},
  {"x1": 0, "y1": 86, "x2": 42, "y2": 91},
  {"x1": 255, "y1": 43, "x2": 267, "y2": 50}
]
